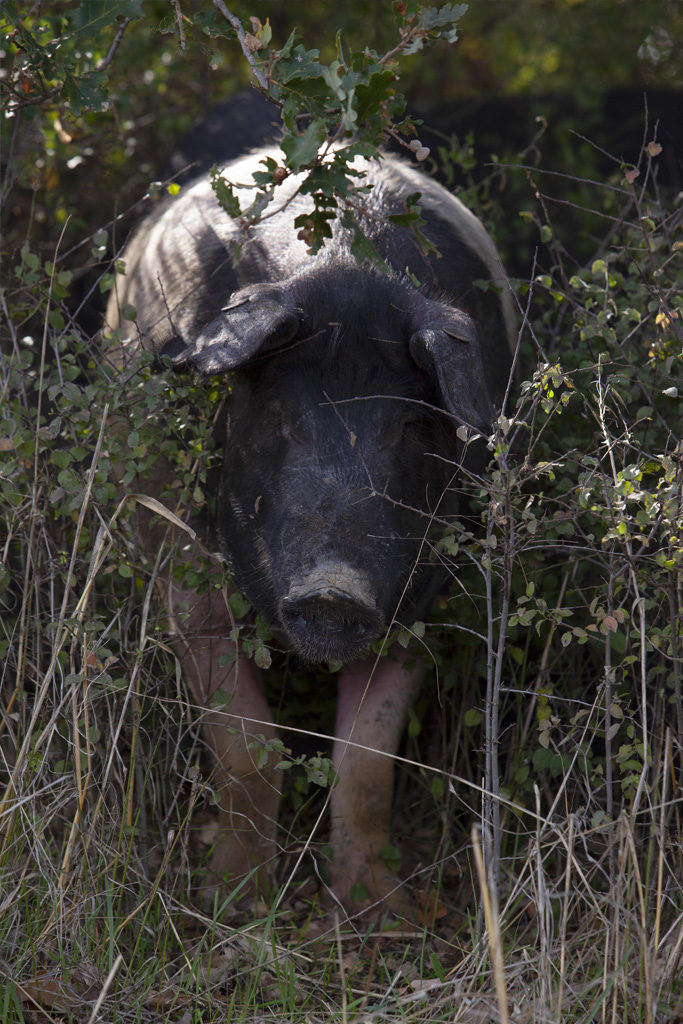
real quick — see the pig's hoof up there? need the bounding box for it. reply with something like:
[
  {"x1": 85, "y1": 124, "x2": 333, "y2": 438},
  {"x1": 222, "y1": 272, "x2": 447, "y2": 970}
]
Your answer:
[
  {"x1": 198, "y1": 854, "x2": 274, "y2": 919},
  {"x1": 315, "y1": 896, "x2": 418, "y2": 935},
  {"x1": 358, "y1": 892, "x2": 419, "y2": 929},
  {"x1": 328, "y1": 871, "x2": 418, "y2": 927}
]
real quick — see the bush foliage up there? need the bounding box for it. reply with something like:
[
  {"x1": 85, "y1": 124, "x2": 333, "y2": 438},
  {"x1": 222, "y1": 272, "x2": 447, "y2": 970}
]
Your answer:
[{"x1": 1, "y1": 3, "x2": 682, "y2": 1022}]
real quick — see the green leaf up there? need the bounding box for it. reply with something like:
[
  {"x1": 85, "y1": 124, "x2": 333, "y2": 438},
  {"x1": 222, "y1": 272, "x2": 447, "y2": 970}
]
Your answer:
[
  {"x1": 407, "y1": 709, "x2": 421, "y2": 737},
  {"x1": 281, "y1": 119, "x2": 327, "y2": 171},
  {"x1": 431, "y1": 776, "x2": 445, "y2": 801},
  {"x1": 401, "y1": 3, "x2": 467, "y2": 53},
  {"x1": 349, "y1": 225, "x2": 386, "y2": 267},
  {"x1": 274, "y1": 44, "x2": 322, "y2": 85},
  {"x1": 321, "y1": 60, "x2": 346, "y2": 100},
  {"x1": 379, "y1": 844, "x2": 401, "y2": 871},
  {"x1": 350, "y1": 883, "x2": 368, "y2": 904},
  {"x1": 355, "y1": 68, "x2": 396, "y2": 122},
  {"x1": 229, "y1": 592, "x2": 251, "y2": 618},
  {"x1": 464, "y1": 708, "x2": 482, "y2": 727},
  {"x1": 254, "y1": 643, "x2": 272, "y2": 670},
  {"x1": 210, "y1": 167, "x2": 242, "y2": 218}
]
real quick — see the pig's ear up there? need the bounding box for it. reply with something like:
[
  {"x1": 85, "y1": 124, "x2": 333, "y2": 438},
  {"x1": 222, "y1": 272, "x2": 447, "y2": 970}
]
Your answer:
[
  {"x1": 159, "y1": 286, "x2": 299, "y2": 374},
  {"x1": 409, "y1": 309, "x2": 495, "y2": 435}
]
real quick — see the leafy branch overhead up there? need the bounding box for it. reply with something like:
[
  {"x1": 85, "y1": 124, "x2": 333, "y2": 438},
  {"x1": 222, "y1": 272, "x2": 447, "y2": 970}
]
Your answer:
[
  {"x1": 2, "y1": 1, "x2": 466, "y2": 256},
  {"x1": 2, "y1": 0, "x2": 144, "y2": 115},
  {"x1": 205, "y1": 1, "x2": 468, "y2": 253}
]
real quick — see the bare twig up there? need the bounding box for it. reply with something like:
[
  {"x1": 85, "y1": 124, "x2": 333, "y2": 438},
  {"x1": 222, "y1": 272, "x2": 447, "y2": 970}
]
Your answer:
[
  {"x1": 377, "y1": 25, "x2": 426, "y2": 67},
  {"x1": 96, "y1": 17, "x2": 132, "y2": 72},
  {"x1": 171, "y1": 0, "x2": 186, "y2": 51},
  {"x1": 212, "y1": 0, "x2": 268, "y2": 90}
]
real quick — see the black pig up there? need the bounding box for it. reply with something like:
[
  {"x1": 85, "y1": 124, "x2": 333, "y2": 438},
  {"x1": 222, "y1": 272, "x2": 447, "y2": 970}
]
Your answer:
[{"x1": 105, "y1": 103, "x2": 515, "y2": 919}]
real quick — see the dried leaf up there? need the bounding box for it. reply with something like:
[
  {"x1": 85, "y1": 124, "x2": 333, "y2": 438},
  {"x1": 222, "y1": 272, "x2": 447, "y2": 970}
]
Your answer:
[
  {"x1": 243, "y1": 32, "x2": 262, "y2": 53},
  {"x1": 130, "y1": 493, "x2": 197, "y2": 539},
  {"x1": 18, "y1": 970, "x2": 94, "y2": 1014}
]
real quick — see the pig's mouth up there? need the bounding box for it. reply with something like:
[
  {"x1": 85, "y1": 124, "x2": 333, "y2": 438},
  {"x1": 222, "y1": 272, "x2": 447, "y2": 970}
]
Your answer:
[{"x1": 278, "y1": 562, "x2": 384, "y2": 664}]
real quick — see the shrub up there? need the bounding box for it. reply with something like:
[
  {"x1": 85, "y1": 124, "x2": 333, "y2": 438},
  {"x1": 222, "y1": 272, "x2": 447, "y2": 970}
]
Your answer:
[{"x1": 1, "y1": 4, "x2": 681, "y2": 1022}]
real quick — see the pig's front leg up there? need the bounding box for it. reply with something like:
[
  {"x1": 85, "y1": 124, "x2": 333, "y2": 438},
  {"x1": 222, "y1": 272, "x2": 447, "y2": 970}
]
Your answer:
[
  {"x1": 331, "y1": 652, "x2": 425, "y2": 919},
  {"x1": 170, "y1": 582, "x2": 282, "y2": 904}
]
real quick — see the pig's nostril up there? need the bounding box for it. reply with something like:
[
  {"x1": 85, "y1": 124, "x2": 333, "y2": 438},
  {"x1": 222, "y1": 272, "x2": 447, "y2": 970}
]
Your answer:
[{"x1": 279, "y1": 587, "x2": 384, "y2": 663}]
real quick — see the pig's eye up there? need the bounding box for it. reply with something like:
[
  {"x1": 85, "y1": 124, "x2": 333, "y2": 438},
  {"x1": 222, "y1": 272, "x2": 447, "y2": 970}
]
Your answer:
[
  {"x1": 400, "y1": 411, "x2": 421, "y2": 430},
  {"x1": 379, "y1": 411, "x2": 422, "y2": 449},
  {"x1": 399, "y1": 410, "x2": 427, "y2": 439}
]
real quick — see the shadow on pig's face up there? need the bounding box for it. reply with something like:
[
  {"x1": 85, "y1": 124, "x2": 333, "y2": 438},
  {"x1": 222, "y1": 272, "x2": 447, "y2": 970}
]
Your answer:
[{"x1": 215, "y1": 300, "x2": 463, "y2": 665}]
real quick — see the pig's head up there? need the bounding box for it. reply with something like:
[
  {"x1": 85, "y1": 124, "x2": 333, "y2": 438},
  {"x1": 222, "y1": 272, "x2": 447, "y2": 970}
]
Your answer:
[{"x1": 162, "y1": 264, "x2": 499, "y2": 664}]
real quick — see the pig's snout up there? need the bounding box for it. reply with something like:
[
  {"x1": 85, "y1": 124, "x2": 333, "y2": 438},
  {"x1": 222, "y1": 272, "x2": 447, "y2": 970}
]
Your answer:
[{"x1": 279, "y1": 562, "x2": 384, "y2": 664}]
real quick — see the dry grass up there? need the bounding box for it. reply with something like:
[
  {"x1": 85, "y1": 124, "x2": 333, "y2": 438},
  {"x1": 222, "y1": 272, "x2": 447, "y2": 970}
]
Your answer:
[
  {"x1": 1, "y1": 486, "x2": 681, "y2": 1022},
  {"x1": 1, "y1": 129, "x2": 682, "y2": 1024}
]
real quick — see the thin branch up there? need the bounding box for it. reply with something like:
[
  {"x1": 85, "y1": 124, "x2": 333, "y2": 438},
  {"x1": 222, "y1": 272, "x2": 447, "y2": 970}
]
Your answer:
[
  {"x1": 377, "y1": 26, "x2": 426, "y2": 66},
  {"x1": 171, "y1": 0, "x2": 186, "y2": 51},
  {"x1": 212, "y1": 0, "x2": 268, "y2": 90},
  {"x1": 96, "y1": 16, "x2": 132, "y2": 72}
]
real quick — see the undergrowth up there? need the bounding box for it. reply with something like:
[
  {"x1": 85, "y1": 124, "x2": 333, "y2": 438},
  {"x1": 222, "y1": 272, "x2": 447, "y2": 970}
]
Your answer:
[{"x1": 1, "y1": 93, "x2": 682, "y2": 1024}]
